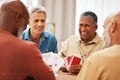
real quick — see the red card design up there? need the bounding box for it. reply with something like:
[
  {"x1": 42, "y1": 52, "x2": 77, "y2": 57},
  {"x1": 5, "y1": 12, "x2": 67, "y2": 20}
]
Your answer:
[
  {"x1": 69, "y1": 56, "x2": 81, "y2": 66},
  {"x1": 65, "y1": 56, "x2": 72, "y2": 66},
  {"x1": 64, "y1": 55, "x2": 81, "y2": 71}
]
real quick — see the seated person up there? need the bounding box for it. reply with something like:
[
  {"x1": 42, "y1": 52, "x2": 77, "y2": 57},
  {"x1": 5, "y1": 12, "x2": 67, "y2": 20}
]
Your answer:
[
  {"x1": 77, "y1": 11, "x2": 120, "y2": 80},
  {"x1": 59, "y1": 11, "x2": 104, "y2": 74},
  {"x1": 21, "y1": 5, "x2": 58, "y2": 53},
  {"x1": 0, "y1": 0, "x2": 55, "y2": 80}
]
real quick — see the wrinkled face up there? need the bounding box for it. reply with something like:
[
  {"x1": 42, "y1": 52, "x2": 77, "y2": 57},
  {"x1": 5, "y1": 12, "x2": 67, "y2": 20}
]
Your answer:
[
  {"x1": 103, "y1": 19, "x2": 111, "y2": 48},
  {"x1": 79, "y1": 16, "x2": 97, "y2": 42},
  {"x1": 29, "y1": 12, "x2": 46, "y2": 35}
]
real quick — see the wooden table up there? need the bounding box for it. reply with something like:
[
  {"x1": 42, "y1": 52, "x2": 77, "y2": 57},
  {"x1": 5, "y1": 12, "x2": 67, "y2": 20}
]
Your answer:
[{"x1": 56, "y1": 70, "x2": 77, "y2": 80}]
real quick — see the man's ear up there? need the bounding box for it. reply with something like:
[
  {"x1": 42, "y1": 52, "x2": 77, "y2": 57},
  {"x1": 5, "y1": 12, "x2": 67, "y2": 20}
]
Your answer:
[
  {"x1": 16, "y1": 13, "x2": 21, "y2": 22},
  {"x1": 15, "y1": 13, "x2": 24, "y2": 29},
  {"x1": 110, "y1": 20, "x2": 116, "y2": 33}
]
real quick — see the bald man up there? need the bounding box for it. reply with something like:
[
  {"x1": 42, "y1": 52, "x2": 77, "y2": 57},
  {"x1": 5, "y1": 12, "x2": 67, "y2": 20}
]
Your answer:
[
  {"x1": 77, "y1": 12, "x2": 120, "y2": 80},
  {"x1": 0, "y1": 0, "x2": 55, "y2": 80}
]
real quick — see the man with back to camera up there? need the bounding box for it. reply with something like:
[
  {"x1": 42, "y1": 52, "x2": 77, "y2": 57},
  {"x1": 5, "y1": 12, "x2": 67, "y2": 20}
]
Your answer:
[
  {"x1": 0, "y1": 0, "x2": 55, "y2": 80},
  {"x1": 77, "y1": 11, "x2": 120, "y2": 80}
]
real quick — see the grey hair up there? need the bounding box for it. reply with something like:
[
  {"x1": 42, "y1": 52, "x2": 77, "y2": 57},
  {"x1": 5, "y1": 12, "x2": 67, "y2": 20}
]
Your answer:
[
  {"x1": 81, "y1": 11, "x2": 98, "y2": 24},
  {"x1": 28, "y1": 5, "x2": 47, "y2": 17}
]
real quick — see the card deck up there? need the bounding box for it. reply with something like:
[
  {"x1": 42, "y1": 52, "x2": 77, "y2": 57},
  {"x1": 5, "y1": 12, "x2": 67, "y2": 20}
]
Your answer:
[{"x1": 64, "y1": 55, "x2": 81, "y2": 71}]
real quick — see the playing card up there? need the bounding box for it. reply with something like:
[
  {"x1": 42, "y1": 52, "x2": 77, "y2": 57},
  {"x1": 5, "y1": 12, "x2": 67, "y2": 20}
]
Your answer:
[
  {"x1": 42, "y1": 52, "x2": 55, "y2": 65},
  {"x1": 69, "y1": 56, "x2": 81, "y2": 66},
  {"x1": 51, "y1": 55, "x2": 64, "y2": 73},
  {"x1": 64, "y1": 55, "x2": 81, "y2": 71},
  {"x1": 42, "y1": 52, "x2": 64, "y2": 73},
  {"x1": 64, "y1": 55, "x2": 73, "y2": 70}
]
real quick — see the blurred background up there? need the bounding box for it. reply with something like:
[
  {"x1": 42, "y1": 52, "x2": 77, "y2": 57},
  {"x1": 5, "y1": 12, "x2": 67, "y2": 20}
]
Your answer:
[{"x1": 1, "y1": 0, "x2": 120, "y2": 50}]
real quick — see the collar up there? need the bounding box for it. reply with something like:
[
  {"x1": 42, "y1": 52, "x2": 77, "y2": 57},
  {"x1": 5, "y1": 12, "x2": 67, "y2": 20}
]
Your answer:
[
  {"x1": 79, "y1": 33, "x2": 100, "y2": 45},
  {"x1": 40, "y1": 31, "x2": 49, "y2": 40},
  {"x1": 23, "y1": 27, "x2": 48, "y2": 41}
]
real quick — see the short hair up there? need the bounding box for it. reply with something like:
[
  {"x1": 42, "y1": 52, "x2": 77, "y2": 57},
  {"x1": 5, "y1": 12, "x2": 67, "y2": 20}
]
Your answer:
[
  {"x1": 28, "y1": 5, "x2": 47, "y2": 17},
  {"x1": 1, "y1": 0, "x2": 29, "y2": 20},
  {"x1": 80, "y1": 11, "x2": 98, "y2": 24}
]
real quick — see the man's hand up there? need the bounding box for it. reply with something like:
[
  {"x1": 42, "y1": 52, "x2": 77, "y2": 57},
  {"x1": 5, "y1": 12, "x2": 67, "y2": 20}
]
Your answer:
[
  {"x1": 60, "y1": 65, "x2": 69, "y2": 72},
  {"x1": 69, "y1": 64, "x2": 82, "y2": 74}
]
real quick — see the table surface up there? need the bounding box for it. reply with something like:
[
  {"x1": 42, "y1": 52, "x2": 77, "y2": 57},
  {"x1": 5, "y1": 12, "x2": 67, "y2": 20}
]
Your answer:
[{"x1": 56, "y1": 70, "x2": 77, "y2": 80}]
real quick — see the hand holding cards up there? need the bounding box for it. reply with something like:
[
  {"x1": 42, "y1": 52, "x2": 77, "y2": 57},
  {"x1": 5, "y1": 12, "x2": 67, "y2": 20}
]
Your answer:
[
  {"x1": 64, "y1": 55, "x2": 82, "y2": 71},
  {"x1": 69, "y1": 64, "x2": 82, "y2": 74}
]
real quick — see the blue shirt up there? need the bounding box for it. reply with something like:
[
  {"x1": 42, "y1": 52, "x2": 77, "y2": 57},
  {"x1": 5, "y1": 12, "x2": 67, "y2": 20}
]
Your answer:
[{"x1": 21, "y1": 27, "x2": 58, "y2": 54}]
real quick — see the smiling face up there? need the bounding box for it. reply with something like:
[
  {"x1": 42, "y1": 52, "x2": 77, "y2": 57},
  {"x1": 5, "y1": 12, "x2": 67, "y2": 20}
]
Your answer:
[
  {"x1": 79, "y1": 16, "x2": 97, "y2": 43},
  {"x1": 29, "y1": 11, "x2": 46, "y2": 36}
]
